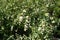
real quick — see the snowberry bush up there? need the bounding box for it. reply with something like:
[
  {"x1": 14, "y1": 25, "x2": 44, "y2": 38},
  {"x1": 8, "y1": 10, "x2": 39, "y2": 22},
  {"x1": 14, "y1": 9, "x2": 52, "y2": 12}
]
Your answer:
[{"x1": 0, "y1": 0, "x2": 60, "y2": 40}]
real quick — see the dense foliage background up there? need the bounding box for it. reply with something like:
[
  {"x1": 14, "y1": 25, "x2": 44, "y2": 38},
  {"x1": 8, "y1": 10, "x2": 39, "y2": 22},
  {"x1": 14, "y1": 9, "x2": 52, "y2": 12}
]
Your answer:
[{"x1": 0, "y1": 0, "x2": 60, "y2": 40}]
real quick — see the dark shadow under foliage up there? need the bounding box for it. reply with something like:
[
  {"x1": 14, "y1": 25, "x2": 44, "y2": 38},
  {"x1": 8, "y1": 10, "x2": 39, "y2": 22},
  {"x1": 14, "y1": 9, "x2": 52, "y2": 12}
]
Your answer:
[
  {"x1": 53, "y1": 24, "x2": 60, "y2": 38},
  {"x1": 13, "y1": 26, "x2": 32, "y2": 39}
]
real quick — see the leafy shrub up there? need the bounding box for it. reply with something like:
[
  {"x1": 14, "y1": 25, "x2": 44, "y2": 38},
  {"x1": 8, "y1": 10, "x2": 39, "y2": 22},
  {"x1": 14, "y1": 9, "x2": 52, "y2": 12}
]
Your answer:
[{"x1": 0, "y1": 0, "x2": 60, "y2": 40}]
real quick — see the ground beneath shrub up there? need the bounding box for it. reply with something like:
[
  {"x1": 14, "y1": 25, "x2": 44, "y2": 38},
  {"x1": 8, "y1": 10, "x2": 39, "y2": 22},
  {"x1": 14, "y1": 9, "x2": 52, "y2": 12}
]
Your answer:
[{"x1": 53, "y1": 37, "x2": 60, "y2": 40}]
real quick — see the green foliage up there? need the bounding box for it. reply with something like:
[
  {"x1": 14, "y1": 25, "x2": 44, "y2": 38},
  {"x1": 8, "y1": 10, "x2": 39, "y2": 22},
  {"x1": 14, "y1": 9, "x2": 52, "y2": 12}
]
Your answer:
[{"x1": 0, "y1": 0, "x2": 60, "y2": 40}]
